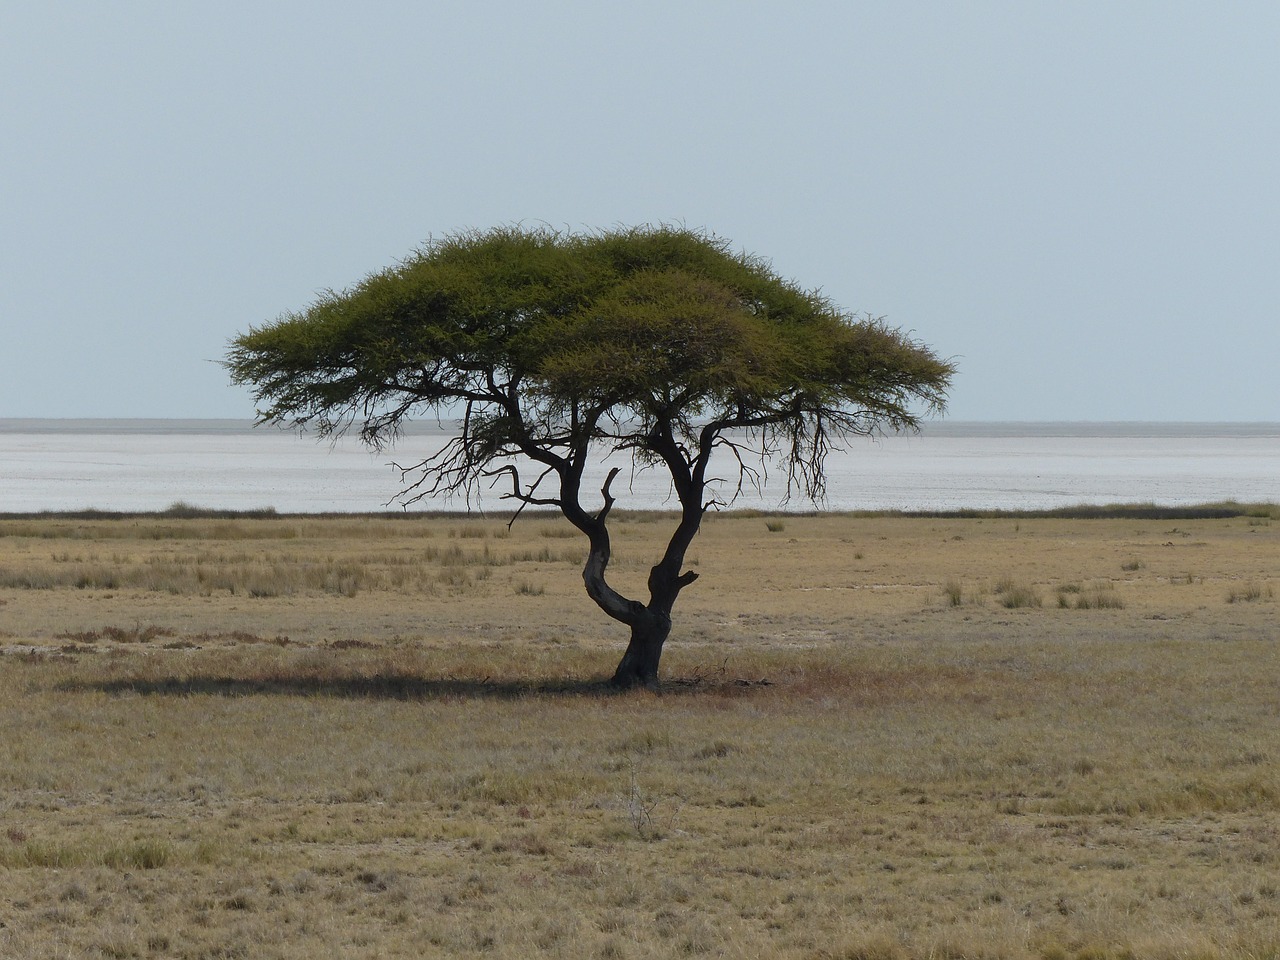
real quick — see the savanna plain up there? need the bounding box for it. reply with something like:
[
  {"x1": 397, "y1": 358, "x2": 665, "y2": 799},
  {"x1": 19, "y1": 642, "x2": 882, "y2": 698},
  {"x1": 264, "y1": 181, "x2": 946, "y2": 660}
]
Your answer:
[{"x1": 0, "y1": 506, "x2": 1277, "y2": 960}]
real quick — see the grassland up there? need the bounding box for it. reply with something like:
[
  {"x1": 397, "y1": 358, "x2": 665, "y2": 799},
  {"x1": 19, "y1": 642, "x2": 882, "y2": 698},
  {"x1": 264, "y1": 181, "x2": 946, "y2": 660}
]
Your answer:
[{"x1": 0, "y1": 506, "x2": 1277, "y2": 959}]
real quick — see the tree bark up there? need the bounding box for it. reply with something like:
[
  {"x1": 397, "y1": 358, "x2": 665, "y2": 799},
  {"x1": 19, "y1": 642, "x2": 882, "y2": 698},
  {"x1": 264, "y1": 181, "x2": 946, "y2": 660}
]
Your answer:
[
  {"x1": 602, "y1": 426, "x2": 706, "y2": 691},
  {"x1": 571, "y1": 435, "x2": 704, "y2": 692},
  {"x1": 609, "y1": 609, "x2": 671, "y2": 691},
  {"x1": 607, "y1": 559, "x2": 698, "y2": 690}
]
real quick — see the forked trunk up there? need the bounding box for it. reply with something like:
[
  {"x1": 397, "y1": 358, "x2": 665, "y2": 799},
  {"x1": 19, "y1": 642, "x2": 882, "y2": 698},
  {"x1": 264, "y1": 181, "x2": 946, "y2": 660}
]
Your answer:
[
  {"x1": 569, "y1": 458, "x2": 701, "y2": 692},
  {"x1": 609, "y1": 610, "x2": 671, "y2": 691}
]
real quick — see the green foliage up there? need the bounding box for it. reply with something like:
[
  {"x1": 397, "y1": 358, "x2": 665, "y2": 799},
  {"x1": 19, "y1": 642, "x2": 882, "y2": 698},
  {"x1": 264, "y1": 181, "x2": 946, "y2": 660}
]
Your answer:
[{"x1": 227, "y1": 225, "x2": 952, "y2": 507}]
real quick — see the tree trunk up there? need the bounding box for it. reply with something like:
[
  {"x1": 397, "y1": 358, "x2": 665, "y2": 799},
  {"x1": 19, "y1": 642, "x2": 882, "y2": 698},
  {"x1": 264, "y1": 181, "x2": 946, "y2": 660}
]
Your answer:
[
  {"x1": 569, "y1": 458, "x2": 699, "y2": 692},
  {"x1": 609, "y1": 610, "x2": 671, "y2": 691}
]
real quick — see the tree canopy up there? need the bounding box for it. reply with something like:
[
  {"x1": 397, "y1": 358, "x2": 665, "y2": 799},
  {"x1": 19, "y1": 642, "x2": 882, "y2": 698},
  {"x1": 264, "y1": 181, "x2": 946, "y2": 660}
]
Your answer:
[{"x1": 227, "y1": 225, "x2": 954, "y2": 688}]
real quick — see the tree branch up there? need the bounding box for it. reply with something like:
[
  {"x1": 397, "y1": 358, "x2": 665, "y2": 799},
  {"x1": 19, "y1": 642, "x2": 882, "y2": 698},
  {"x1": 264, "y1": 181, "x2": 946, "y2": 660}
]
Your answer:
[{"x1": 598, "y1": 466, "x2": 622, "y2": 524}]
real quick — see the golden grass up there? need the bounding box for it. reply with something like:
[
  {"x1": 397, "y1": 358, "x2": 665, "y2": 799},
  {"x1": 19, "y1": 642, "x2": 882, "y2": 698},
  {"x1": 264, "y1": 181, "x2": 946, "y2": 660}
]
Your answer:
[{"x1": 0, "y1": 510, "x2": 1277, "y2": 959}]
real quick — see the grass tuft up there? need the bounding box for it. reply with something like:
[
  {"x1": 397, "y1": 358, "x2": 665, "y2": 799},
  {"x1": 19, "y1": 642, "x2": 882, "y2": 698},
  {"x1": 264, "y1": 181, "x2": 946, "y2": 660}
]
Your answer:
[
  {"x1": 943, "y1": 579, "x2": 963, "y2": 606},
  {"x1": 1057, "y1": 582, "x2": 1126, "y2": 609},
  {"x1": 1227, "y1": 582, "x2": 1273, "y2": 603},
  {"x1": 994, "y1": 577, "x2": 1041, "y2": 608}
]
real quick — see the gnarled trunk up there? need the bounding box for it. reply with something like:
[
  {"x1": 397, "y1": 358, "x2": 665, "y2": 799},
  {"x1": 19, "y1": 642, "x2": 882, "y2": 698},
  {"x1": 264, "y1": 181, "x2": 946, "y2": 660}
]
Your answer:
[
  {"x1": 609, "y1": 610, "x2": 671, "y2": 691},
  {"x1": 568, "y1": 450, "x2": 703, "y2": 692},
  {"x1": 606, "y1": 556, "x2": 697, "y2": 690}
]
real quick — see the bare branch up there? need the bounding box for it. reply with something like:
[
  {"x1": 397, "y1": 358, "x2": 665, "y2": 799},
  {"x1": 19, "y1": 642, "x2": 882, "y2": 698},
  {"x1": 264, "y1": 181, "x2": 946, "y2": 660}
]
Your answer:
[
  {"x1": 704, "y1": 431, "x2": 766, "y2": 505},
  {"x1": 483, "y1": 463, "x2": 561, "y2": 506},
  {"x1": 597, "y1": 466, "x2": 622, "y2": 524},
  {"x1": 480, "y1": 463, "x2": 562, "y2": 527}
]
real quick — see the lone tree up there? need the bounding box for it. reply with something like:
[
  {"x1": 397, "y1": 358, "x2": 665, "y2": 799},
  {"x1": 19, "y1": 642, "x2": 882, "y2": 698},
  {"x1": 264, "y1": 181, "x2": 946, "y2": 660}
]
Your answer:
[{"x1": 226, "y1": 225, "x2": 953, "y2": 689}]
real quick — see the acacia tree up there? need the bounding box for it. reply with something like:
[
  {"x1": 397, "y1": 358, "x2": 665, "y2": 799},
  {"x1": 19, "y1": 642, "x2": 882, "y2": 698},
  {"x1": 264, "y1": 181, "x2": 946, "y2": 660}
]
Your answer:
[{"x1": 226, "y1": 226, "x2": 953, "y2": 689}]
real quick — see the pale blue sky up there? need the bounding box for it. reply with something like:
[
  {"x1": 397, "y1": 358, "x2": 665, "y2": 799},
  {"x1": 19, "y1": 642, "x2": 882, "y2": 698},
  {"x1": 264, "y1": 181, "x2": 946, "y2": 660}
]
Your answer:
[{"x1": 3, "y1": 1, "x2": 1277, "y2": 422}]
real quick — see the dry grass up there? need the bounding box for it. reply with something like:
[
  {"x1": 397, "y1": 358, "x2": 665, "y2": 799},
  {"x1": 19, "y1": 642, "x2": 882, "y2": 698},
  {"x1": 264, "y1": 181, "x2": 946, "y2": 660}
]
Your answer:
[{"x1": 0, "y1": 509, "x2": 1277, "y2": 959}]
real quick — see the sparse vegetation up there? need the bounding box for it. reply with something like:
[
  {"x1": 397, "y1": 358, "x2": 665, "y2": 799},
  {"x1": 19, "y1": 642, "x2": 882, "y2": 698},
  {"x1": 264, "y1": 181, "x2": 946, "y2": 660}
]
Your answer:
[
  {"x1": 994, "y1": 577, "x2": 1041, "y2": 608},
  {"x1": 1227, "y1": 581, "x2": 1274, "y2": 603},
  {"x1": 0, "y1": 509, "x2": 1276, "y2": 958},
  {"x1": 1057, "y1": 581, "x2": 1126, "y2": 609},
  {"x1": 0, "y1": 536, "x2": 581, "y2": 599}
]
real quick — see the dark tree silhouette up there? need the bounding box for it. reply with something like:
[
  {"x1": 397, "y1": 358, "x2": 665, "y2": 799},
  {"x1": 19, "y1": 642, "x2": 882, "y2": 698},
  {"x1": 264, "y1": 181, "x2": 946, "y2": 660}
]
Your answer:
[{"x1": 227, "y1": 225, "x2": 954, "y2": 689}]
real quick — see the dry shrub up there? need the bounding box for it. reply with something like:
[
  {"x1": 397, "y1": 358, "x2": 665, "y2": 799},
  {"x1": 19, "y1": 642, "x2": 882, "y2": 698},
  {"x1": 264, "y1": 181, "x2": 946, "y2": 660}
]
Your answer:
[
  {"x1": 994, "y1": 577, "x2": 1040, "y2": 608},
  {"x1": 1228, "y1": 582, "x2": 1273, "y2": 603},
  {"x1": 1057, "y1": 582, "x2": 1125, "y2": 609},
  {"x1": 55, "y1": 625, "x2": 176, "y2": 644}
]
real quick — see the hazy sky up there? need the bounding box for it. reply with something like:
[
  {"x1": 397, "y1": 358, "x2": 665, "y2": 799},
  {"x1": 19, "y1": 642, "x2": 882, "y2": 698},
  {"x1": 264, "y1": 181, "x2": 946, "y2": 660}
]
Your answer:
[{"x1": 3, "y1": 2, "x2": 1277, "y2": 422}]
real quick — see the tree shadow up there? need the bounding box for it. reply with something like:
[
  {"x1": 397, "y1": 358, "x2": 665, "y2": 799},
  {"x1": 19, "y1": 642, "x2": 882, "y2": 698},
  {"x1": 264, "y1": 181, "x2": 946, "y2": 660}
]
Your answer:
[
  {"x1": 56, "y1": 671, "x2": 767, "y2": 701},
  {"x1": 58, "y1": 673, "x2": 607, "y2": 701}
]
